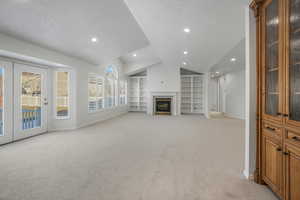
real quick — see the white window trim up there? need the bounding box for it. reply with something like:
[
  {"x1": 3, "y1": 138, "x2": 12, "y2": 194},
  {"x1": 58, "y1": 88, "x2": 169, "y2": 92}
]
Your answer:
[
  {"x1": 104, "y1": 77, "x2": 114, "y2": 109},
  {"x1": 119, "y1": 80, "x2": 127, "y2": 105},
  {"x1": 88, "y1": 74, "x2": 105, "y2": 113},
  {"x1": 54, "y1": 70, "x2": 71, "y2": 120}
]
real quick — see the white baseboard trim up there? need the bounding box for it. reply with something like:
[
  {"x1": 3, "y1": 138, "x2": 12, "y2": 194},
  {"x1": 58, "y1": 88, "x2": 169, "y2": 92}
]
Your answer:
[
  {"x1": 224, "y1": 112, "x2": 245, "y2": 120},
  {"x1": 48, "y1": 126, "x2": 77, "y2": 132},
  {"x1": 243, "y1": 169, "x2": 255, "y2": 181},
  {"x1": 77, "y1": 110, "x2": 128, "y2": 129}
]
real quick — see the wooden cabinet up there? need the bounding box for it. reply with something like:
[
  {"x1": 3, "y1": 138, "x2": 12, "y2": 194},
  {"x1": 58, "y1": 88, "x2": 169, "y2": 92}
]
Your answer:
[
  {"x1": 261, "y1": 0, "x2": 284, "y2": 123},
  {"x1": 284, "y1": 144, "x2": 300, "y2": 200},
  {"x1": 251, "y1": 0, "x2": 300, "y2": 199},
  {"x1": 262, "y1": 133, "x2": 283, "y2": 197}
]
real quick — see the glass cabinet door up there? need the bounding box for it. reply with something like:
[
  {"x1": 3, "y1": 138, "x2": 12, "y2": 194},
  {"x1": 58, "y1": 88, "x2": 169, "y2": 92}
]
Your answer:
[
  {"x1": 263, "y1": 0, "x2": 282, "y2": 120},
  {"x1": 287, "y1": 0, "x2": 300, "y2": 124}
]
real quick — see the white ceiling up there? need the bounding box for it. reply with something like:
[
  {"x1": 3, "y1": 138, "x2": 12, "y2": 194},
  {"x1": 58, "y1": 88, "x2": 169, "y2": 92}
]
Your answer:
[
  {"x1": 0, "y1": 0, "x2": 249, "y2": 72},
  {"x1": 210, "y1": 39, "x2": 245, "y2": 75},
  {"x1": 124, "y1": 0, "x2": 249, "y2": 72},
  {"x1": 0, "y1": 0, "x2": 149, "y2": 65},
  {"x1": 120, "y1": 45, "x2": 161, "y2": 74}
]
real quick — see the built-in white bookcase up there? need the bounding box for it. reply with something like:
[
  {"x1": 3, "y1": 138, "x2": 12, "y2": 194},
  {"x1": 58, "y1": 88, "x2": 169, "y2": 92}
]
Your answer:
[
  {"x1": 129, "y1": 76, "x2": 147, "y2": 112},
  {"x1": 181, "y1": 75, "x2": 204, "y2": 114}
]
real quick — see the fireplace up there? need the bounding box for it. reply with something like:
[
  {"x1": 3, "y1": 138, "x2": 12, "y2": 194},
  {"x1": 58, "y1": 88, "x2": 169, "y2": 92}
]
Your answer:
[{"x1": 155, "y1": 98, "x2": 172, "y2": 115}]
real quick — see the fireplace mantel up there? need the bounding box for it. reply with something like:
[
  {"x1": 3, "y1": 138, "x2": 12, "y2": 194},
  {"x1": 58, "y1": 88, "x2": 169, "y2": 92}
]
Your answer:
[{"x1": 149, "y1": 91, "x2": 179, "y2": 116}]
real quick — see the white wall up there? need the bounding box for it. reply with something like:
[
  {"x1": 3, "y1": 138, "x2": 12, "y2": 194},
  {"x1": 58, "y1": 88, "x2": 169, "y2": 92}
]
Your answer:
[
  {"x1": 147, "y1": 63, "x2": 180, "y2": 92},
  {"x1": 76, "y1": 59, "x2": 129, "y2": 128},
  {"x1": 0, "y1": 33, "x2": 128, "y2": 132},
  {"x1": 146, "y1": 63, "x2": 181, "y2": 115},
  {"x1": 244, "y1": 6, "x2": 257, "y2": 179},
  {"x1": 207, "y1": 78, "x2": 219, "y2": 112},
  {"x1": 219, "y1": 69, "x2": 245, "y2": 119}
]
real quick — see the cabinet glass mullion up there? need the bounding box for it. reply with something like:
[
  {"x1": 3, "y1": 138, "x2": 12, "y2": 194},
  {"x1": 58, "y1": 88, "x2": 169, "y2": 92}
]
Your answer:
[
  {"x1": 265, "y1": 0, "x2": 280, "y2": 116},
  {"x1": 289, "y1": 0, "x2": 300, "y2": 121}
]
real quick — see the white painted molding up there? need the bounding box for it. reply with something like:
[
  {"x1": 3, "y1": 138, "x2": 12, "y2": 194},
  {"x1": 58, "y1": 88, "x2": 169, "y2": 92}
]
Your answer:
[{"x1": 149, "y1": 91, "x2": 179, "y2": 115}]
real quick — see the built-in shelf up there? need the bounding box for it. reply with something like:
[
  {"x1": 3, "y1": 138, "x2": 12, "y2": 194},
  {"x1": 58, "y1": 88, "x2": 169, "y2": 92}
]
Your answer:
[
  {"x1": 268, "y1": 92, "x2": 279, "y2": 95},
  {"x1": 268, "y1": 40, "x2": 279, "y2": 47},
  {"x1": 129, "y1": 76, "x2": 147, "y2": 112},
  {"x1": 268, "y1": 67, "x2": 279, "y2": 72},
  {"x1": 294, "y1": 27, "x2": 300, "y2": 34},
  {"x1": 181, "y1": 75, "x2": 204, "y2": 114}
]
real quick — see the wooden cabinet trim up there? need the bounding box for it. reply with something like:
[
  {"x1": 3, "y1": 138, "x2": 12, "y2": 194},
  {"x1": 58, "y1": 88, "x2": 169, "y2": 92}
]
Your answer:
[{"x1": 251, "y1": 0, "x2": 300, "y2": 198}]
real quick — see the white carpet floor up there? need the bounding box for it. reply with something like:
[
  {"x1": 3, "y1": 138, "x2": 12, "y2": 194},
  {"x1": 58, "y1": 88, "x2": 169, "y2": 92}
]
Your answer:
[{"x1": 0, "y1": 113, "x2": 278, "y2": 200}]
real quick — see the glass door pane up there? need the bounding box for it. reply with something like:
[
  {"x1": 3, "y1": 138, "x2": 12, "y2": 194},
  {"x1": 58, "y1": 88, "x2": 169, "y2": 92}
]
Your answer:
[
  {"x1": 21, "y1": 72, "x2": 42, "y2": 130},
  {"x1": 14, "y1": 64, "x2": 47, "y2": 140},
  {"x1": 289, "y1": 0, "x2": 300, "y2": 121},
  {"x1": 265, "y1": 0, "x2": 280, "y2": 116}
]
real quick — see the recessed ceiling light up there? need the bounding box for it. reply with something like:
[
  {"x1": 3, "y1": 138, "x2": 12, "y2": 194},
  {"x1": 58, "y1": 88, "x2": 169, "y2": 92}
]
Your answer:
[
  {"x1": 184, "y1": 28, "x2": 191, "y2": 33},
  {"x1": 216, "y1": 71, "x2": 220, "y2": 74},
  {"x1": 133, "y1": 54, "x2": 137, "y2": 57},
  {"x1": 91, "y1": 37, "x2": 98, "y2": 43},
  {"x1": 183, "y1": 51, "x2": 188, "y2": 55},
  {"x1": 183, "y1": 62, "x2": 187, "y2": 65},
  {"x1": 231, "y1": 58, "x2": 236, "y2": 62}
]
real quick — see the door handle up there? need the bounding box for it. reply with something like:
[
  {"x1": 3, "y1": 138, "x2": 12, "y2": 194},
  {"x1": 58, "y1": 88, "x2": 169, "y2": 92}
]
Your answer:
[
  {"x1": 43, "y1": 98, "x2": 48, "y2": 105},
  {"x1": 277, "y1": 112, "x2": 282, "y2": 116},
  {"x1": 276, "y1": 147, "x2": 282, "y2": 152},
  {"x1": 266, "y1": 126, "x2": 276, "y2": 131}
]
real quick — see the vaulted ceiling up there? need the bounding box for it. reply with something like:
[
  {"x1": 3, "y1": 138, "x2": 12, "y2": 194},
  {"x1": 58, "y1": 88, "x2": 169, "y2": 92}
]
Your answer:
[
  {"x1": 0, "y1": 0, "x2": 249, "y2": 72},
  {"x1": 123, "y1": 0, "x2": 249, "y2": 73},
  {"x1": 0, "y1": 0, "x2": 149, "y2": 65}
]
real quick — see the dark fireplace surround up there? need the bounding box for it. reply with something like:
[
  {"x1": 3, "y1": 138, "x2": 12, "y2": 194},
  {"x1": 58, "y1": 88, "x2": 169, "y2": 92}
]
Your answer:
[{"x1": 155, "y1": 97, "x2": 172, "y2": 115}]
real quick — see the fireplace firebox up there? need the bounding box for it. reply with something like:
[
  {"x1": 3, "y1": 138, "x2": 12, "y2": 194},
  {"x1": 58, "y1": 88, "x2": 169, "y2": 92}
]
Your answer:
[{"x1": 155, "y1": 98, "x2": 171, "y2": 115}]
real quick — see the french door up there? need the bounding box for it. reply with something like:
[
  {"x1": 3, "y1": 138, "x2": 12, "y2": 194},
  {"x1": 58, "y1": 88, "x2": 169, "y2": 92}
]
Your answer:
[
  {"x1": 0, "y1": 61, "x2": 13, "y2": 145},
  {"x1": 14, "y1": 64, "x2": 48, "y2": 140}
]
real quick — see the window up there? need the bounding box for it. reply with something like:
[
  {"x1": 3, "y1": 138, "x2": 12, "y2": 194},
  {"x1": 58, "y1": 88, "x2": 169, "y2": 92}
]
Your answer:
[
  {"x1": 55, "y1": 71, "x2": 70, "y2": 119},
  {"x1": 88, "y1": 74, "x2": 104, "y2": 112},
  {"x1": 105, "y1": 78, "x2": 114, "y2": 108},
  {"x1": 119, "y1": 80, "x2": 127, "y2": 105},
  {"x1": 105, "y1": 65, "x2": 118, "y2": 108}
]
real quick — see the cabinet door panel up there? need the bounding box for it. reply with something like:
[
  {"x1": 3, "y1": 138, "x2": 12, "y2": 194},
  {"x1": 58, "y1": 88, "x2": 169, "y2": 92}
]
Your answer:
[
  {"x1": 262, "y1": 0, "x2": 284, "y2": 122},
  {"x1": 284, "y1": 144, "x2": 300, "y2": 200},
  {"x1": 286, "y1": 0, "x2": 300, "y2": 127},
  {"x1": 262, "y1": 134, "x2": 283, "y2": 196}
]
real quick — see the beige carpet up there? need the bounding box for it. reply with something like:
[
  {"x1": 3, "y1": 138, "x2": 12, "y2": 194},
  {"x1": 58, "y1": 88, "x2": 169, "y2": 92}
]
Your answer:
[{"x1": 0, "y1": 113, "x2": 278, "y2": 200}]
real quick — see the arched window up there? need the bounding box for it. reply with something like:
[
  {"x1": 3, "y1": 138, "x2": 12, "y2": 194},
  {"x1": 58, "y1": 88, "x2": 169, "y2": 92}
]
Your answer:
[{"x1": 105, "y1": 65, "x2": 118, "y2": 108}]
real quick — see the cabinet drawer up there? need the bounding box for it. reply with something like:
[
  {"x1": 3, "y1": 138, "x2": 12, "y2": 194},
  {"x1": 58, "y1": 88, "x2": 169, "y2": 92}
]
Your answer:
[
  {"x1": 262, "y1": 122, "x2": 282, "y2": 140},
  {"x1": 285, "y1": 129, "x2": 300, "y2": 148}
]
